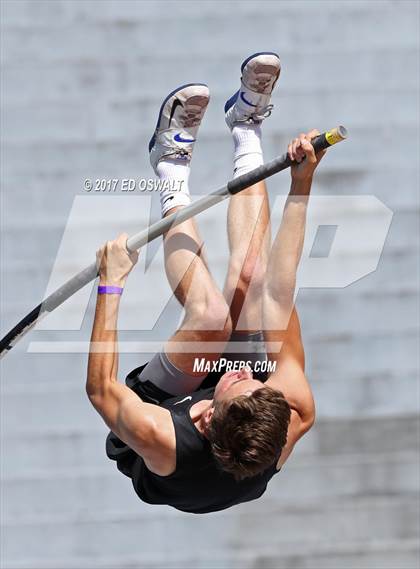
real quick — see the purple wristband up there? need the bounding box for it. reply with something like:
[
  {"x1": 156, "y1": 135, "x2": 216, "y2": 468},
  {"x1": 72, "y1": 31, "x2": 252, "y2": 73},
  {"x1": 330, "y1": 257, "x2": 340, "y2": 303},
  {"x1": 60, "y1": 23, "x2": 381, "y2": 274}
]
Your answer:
[{"x1": 98, "y1": 285, "x2": 123, "y2": 295}]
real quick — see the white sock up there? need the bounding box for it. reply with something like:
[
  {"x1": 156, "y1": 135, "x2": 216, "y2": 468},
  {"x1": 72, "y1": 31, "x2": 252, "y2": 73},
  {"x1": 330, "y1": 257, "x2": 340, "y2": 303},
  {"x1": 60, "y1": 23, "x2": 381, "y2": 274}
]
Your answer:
[
  {"x1": 232, "y1": 124, "x2": 263, "y2": 179},
  {"x1": 155, "y1": 158, "x2": 191, "y2": 216}
]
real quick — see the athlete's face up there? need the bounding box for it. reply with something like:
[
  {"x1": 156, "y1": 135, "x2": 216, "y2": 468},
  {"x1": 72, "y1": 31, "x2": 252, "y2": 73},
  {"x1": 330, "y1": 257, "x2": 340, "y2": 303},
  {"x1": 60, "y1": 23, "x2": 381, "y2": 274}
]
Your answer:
[{"x1": 213, "y1": 367, "x2": 265, "y2": 403}]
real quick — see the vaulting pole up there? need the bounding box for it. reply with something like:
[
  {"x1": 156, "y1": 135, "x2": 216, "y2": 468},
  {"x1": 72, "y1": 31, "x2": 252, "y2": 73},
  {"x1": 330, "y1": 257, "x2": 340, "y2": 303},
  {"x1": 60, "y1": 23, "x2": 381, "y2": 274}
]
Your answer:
[{"x1": 0, "y1": 127, "x2": 347, "y2": 358}]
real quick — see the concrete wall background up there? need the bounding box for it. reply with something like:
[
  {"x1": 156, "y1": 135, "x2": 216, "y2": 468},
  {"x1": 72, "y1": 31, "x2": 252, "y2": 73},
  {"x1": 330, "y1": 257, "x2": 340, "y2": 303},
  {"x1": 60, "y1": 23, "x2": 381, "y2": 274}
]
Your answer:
[{"x1": 1, "y1": 1, "x2": 419, "y2": 568}]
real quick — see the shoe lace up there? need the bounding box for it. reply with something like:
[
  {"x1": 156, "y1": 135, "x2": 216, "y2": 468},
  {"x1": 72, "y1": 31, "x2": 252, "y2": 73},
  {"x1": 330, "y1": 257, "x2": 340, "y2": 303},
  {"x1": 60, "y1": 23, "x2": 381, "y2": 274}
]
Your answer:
[
  {"x1": 166, "y1": 148, "x2": 192, "y2": 161},
  {"x1": 251, "y1": 103, "x2": 274, "y2": 121},
  {"x1": 235, "y1": 103, "x2": 274, "y2": 124}
]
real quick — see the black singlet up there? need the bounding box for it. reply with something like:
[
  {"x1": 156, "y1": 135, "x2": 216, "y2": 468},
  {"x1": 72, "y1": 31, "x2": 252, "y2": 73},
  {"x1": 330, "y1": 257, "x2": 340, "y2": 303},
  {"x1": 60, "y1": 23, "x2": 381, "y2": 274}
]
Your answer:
[{"x1": 130, "y1": 386, "x2": 280, "y2": 514}]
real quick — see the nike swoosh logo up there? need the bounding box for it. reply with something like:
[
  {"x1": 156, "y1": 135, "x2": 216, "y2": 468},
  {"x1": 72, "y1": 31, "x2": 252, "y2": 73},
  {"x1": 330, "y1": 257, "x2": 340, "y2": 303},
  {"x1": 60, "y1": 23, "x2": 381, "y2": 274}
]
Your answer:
[
  {"x1": 240, "y1": 91, "x2": 257, "y2": 107},
  {"x1": 173, "y1": 395, "x2": 192, "y2": 405},
  {"x1": 169, "y1": 98, "x2": 183, "y2": 127},
  {"x1": 174, "y1": 133, "x2": 195, "y2": 143}
]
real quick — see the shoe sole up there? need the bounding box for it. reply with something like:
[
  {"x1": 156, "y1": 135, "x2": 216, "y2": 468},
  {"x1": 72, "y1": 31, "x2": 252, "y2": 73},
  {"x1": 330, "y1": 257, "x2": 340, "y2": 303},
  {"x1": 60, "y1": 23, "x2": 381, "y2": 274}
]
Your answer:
[
  {"x1": 149, "y1": 82, "x2": 209, "y2": 152},
  {"x1": 224, "y1": 51, "x2": 280, "y2": 114},
  {"x1": 240, "y1": 50, "x2": 280, "y2": 72}
]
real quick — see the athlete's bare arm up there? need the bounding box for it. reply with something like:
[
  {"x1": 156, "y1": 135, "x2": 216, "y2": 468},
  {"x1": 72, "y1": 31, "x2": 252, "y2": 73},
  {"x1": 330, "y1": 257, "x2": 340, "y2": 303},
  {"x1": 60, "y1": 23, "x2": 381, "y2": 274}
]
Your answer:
[
  {"x1": 265, "y1": 307, "x2": 314, "y2": 468},
  {"x1": 263, "y1": 130, "x2": 326, "y2": 467},
  {"x1": 86, "y1": 235, "x2": 175, "y2": 473}
]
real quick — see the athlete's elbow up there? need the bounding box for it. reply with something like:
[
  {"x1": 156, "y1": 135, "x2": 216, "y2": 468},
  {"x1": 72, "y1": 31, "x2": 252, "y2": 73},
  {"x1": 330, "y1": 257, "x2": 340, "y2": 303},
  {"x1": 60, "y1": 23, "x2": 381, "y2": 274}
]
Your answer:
[
  {"x1": 304, "y1": 411, "x2": 316, "y2": 433},
  {"x1": 301, "y1": 403, "x2": 316, "y2": 435},
  {"x1": 85, "y1": 373, "x2": 115, "y2": 407},
  {"x1": 86, "y1": 386, "x2": 105, "y2": 411},
  {"x1": 294, "y1": 395, "x2": 316, "y2": 437}
]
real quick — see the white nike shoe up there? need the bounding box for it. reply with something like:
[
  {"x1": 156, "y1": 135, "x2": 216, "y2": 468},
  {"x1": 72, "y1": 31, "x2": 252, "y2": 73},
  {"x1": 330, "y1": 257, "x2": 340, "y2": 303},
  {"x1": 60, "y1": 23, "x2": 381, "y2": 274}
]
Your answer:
[
  {"x1": 225, "y1": 51, "x2": 281, "y2": 129},
  {"x1": 149, "y1": 83, "x2": 210, "y2": 172}
]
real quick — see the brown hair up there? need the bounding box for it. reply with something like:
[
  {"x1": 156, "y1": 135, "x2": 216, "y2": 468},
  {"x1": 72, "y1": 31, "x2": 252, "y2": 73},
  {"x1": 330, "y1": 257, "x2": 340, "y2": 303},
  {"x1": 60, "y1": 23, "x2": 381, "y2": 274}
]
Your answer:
[{"x1": 207, "y1": 387, "x2": 291, "y2": 481}]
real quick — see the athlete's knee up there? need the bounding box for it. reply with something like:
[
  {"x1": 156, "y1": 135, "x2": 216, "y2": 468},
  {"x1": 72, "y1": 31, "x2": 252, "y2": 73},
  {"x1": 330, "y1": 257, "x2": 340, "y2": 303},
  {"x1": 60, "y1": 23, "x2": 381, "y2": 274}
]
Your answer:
[
  {"x1": 204, "y1": 297, "x2": 232, "y2": 337},
  {"x1": 230, "y1": 254, "x2": 266, "y2": 293}
]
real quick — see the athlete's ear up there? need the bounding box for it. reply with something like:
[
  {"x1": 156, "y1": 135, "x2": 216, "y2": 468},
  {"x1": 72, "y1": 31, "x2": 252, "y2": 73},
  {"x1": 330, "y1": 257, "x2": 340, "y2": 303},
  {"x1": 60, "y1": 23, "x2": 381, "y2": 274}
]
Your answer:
[{"x1": 203, "y1": 406, "x2": 215, "y2": 431}]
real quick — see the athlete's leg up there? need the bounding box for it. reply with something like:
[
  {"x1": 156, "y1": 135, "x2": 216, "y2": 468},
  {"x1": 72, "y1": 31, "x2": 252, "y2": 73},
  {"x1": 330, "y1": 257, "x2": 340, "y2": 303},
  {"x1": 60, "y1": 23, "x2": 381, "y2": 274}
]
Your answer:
[
  {"x1": 146, "y1": 84, "x2": 232, "y2": 386},
  {"x1": 220, "y1": 178, "x2": 270, "y2": 379},
  {"x1": 223, "y1": 52, "x2": 280, "y2": 333},
  {"x1": 224, "y1": 179, "x2": 270, "y2": 332},
  {"x1": 162, "y1": 208, "x2": 232, "y2": 375}
]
